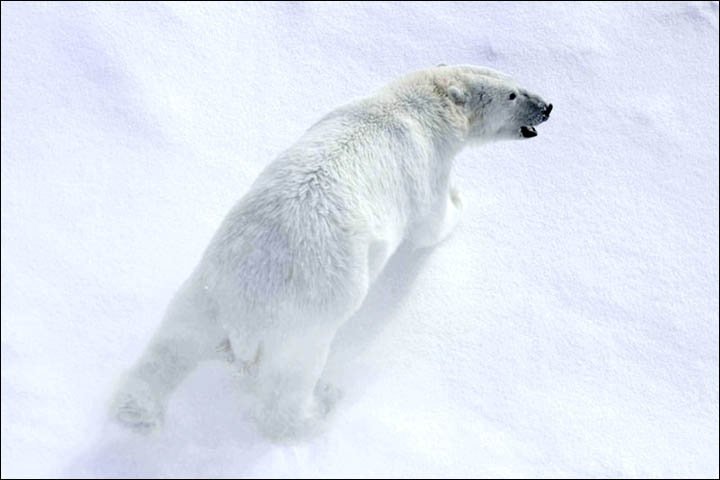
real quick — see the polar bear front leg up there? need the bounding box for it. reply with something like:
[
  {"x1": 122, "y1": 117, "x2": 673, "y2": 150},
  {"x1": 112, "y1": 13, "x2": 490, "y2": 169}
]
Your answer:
[{"x1": 410, "y1": 185, "x2": 464, "y2": 248}]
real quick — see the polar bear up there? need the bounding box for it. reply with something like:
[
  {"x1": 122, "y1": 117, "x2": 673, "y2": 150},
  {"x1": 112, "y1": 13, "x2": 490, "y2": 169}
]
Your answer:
[{"x1": 111, "y1": 64, "x2": 552, "y2": 438}]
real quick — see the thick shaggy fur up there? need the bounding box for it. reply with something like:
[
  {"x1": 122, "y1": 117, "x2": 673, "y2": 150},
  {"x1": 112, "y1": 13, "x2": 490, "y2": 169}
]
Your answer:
[{"x1": 111, "y1": 65, "x2": 551, "y2": 438}]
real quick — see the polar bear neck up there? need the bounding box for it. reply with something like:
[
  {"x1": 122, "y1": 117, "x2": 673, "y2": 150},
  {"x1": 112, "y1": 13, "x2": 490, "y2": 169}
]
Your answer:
[{"x1": 381, "y1": 84, "x2": 469, "y2": 156}]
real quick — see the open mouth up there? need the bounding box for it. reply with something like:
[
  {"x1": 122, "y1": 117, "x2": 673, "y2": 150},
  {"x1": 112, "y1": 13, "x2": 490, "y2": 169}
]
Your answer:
[{"x1": 520, "y1": 125, "x2": 537, "y2": 138}]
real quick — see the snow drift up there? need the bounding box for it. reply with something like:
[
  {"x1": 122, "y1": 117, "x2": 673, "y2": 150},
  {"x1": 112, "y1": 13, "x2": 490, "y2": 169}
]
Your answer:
[{"x1": 1, "y1": 2, "x2": 718, "y2": 477}]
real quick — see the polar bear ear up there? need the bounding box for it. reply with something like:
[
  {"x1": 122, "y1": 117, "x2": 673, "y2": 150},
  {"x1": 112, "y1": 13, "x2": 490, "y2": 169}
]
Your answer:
[{"x1": 447, "y1": 85, "x2": 468, "y2": 105}]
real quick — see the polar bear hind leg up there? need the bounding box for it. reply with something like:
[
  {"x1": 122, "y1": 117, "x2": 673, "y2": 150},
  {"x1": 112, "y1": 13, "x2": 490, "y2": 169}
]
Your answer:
[
  {"x1": 245, "y1": 323, "x2": 343, "y2": 439},
  {"x1": 245, "y1": 263, "x2": 369, "y2": 439},
  {"x1": 110, "y1": 279, "x2": 228, "y2": 431}
]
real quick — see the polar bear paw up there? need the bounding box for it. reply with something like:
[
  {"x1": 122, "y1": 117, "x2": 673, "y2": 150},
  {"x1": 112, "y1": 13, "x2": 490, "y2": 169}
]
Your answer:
[
  {"x1": 110, "y1": 379, "x2": 163, "y2": 433},
  {"x1": 251, "y1": 384, "x2": 342, "y2": 441}
]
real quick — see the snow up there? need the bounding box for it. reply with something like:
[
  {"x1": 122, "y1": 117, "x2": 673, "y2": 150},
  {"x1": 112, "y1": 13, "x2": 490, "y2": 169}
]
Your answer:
[{"x1": 1, "y1": 1, "x2": 718, "y2": 477}]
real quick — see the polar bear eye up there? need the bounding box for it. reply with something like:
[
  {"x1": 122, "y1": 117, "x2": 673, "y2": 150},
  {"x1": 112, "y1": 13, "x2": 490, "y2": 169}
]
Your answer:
[{"x1": 509, "y1": 93, "x2": 516, "y2": 100}]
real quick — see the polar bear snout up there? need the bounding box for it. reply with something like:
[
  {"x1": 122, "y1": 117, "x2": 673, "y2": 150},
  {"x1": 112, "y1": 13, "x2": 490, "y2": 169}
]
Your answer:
[
  {"x1": 517, "y1": 96, "x2": 552, "y2": 138},
  {"x1": 543, "y1": 103, "x2": 553, "y2": 118},
  {"x1": 528, "y1": 97, "x2": 552, "y2": 123}
]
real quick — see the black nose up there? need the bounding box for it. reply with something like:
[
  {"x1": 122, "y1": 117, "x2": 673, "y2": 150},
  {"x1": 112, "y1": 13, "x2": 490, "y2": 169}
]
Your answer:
[{"x1": 543, "y1": 103, "x2": 553, "y2": 116}]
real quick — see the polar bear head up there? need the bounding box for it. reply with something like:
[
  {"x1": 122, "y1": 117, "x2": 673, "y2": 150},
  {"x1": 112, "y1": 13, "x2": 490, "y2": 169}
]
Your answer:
[{"x1": 435, "y1": 65, "x2": 552, "y2": 142}]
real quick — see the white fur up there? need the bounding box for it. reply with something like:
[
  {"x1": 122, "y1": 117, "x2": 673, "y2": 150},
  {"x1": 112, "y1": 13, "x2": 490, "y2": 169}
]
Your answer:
[{"x1": 111, "y1": 65, "x2": 550, "y2": 439}]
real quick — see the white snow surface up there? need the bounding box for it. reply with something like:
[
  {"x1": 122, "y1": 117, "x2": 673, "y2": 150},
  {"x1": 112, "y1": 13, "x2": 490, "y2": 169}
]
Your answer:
[{"x1": 1, "y1": 2, "x2": 718, "y2": 478}]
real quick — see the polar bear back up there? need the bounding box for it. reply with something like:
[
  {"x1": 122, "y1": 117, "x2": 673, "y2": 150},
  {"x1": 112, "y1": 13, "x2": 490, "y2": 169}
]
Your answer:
[{"x1": 198, "y1": 97, "x2": 438, "y2": 324}]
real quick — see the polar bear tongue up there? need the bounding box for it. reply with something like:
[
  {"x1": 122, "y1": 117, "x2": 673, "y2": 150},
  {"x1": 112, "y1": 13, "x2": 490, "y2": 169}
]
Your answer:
[{"x1": 520, "y1": 126, "x2": 537, "y2": 138}]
